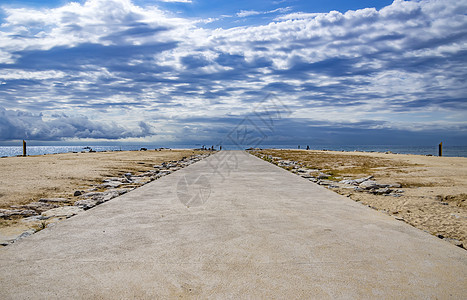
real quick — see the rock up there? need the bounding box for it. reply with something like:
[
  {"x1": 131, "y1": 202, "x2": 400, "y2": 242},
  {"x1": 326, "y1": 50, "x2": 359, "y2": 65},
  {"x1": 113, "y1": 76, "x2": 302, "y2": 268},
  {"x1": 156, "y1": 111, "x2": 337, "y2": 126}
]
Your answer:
[
  {"x1": 359, "y1": 180, "x2": 389, "y2": 190},
  {"x1": 81, "y1": 191, "x2": 106, "y2": 200},
  {"x1": 14, "y1": 229, "x2": 36, "y2": 242},
  {"x1": 22, "y1": 215, "x2": 48, "y2": 222},
  {"x1": 101, "y1": 181, "x2": 122, "y2": 188},
  {"x1": 317, "y1": 179, "x2": 337, "y2": 186},
  {"x1": 138, "y1": 171, "x2": 158, "y2": 177},
  {"x1": 129, "y1": 177, "x2": 145, "y2": 183},
  {"x1": 74, "y1": 199, "x2": 98, "y2": 210},
  {"x1": 0, "y1": 209, "x2": 37, "y2": 218},
  {"x1": 73, "y1": 190, "x2": 82, "y2": 196},
  {"x1": 102, "y1": 190, "x2": 120, "y2": 202},
  {"x1": 278, "y1": 160, "x2": 296, "y2": 167},
  {"x1": 370, "y1": 187, "x2": 393, "y2": 195},
  {"x1": 39, "y1": 198, "x2": 72, "y2": 204},
  {"x1": 20, "y1": 202, "x2": 58, "y2": 213},
  {"x1": 115, "y1": 188, "x2": 131, "y2": 195},
  {"x1": 359, "y1": 180, "x2": 377, "y2": 189},
  {"x1": 317, "y1": 173, "x2": 331, "y2": 179},
  {"x1": 41, "y1": 206, "x2": 83, "y2": 218},
  {"x1": 339, "y1": 185, "x2": 357, "y2": 189},
  {"x1": 339, "y1": 175, "x2": 373, "y2": 185},
  {"x1": 357, "y1": 176, "x2": 374, "y2": 183},
  {"x1": 104, "y1": 177, "x2": 131, "y2": 183}
]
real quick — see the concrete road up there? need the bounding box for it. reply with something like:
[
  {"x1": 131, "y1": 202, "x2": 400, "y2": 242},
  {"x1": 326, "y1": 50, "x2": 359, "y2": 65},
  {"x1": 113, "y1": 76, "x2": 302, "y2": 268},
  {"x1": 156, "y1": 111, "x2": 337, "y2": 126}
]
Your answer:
[{"x1": 0, "y1": 151, "x2": 466, "y2": 299}]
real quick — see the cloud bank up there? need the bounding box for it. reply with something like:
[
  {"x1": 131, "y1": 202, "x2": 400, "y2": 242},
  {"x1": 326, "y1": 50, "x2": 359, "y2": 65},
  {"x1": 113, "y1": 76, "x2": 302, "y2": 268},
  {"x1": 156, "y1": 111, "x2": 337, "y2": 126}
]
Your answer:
[
  {"x1": 0, "y1": 0, "x2": 466, "y2": 144},
  {"x1": 0, "y1": 107, "x2": 154, "y2": 141}
]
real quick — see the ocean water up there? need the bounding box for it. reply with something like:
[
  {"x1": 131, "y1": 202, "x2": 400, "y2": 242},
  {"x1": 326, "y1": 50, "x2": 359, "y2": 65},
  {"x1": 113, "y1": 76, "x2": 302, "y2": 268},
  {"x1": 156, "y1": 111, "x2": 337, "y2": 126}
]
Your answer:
[
  {"x1": 0, "y1": 144, "x2": 466, "y2": 158},
  {"x1": 249, "y1": 144, "x2": 467, "y2": 157},
  {"x1": 262, "y1": 145, "x2": 467, "y2": 158}
]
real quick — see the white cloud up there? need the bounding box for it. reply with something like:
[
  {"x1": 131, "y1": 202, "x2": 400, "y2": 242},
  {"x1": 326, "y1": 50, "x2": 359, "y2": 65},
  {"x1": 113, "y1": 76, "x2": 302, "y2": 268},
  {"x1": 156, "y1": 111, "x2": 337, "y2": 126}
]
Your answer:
[
  {"x1": 236, "y1": 10, "x2": 261, "y2": 18},
  {"x1": 0, "y1": 0, "x2": 466, "y2": 143},
  {"x1": 237, "y1": 7, "x2": 292, "y2": 18}
]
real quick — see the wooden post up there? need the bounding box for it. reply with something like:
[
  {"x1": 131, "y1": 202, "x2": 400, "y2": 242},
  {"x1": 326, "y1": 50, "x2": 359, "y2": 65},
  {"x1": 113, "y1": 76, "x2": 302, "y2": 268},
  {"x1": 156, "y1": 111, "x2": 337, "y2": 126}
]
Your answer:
[
  {"x1": 438, "y1": 142, "x2": 442, "y2": 157},
  {"x1": 23, "y1": 140, "x2": 27, "y2": 157}
]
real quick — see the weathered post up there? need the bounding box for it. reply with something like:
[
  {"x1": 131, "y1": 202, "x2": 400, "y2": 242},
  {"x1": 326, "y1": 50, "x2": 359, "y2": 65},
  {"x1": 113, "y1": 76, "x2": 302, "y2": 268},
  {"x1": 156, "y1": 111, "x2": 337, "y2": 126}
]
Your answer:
[
  {"x1": 438, "y1": 142, "x2": 442, "y2": 157},
  {"x1": 23, "y1": 140, "x2": 27, "y2": 157}
]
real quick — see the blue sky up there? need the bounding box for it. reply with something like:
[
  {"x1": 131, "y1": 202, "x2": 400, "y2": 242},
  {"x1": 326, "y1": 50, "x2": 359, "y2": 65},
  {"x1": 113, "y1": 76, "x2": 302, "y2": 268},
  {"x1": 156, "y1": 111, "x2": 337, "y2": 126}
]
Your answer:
[{"x1": 0, "y1": 0, "x2": 466, "y2": 146}]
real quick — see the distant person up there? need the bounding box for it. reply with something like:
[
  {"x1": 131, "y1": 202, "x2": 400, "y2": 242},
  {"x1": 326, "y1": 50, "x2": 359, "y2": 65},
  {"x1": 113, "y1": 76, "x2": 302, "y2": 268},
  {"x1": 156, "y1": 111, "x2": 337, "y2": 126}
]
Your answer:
[
  {"x1": 298, "y1": 145, "x2": 300, "y2": 149},
  {"x1": 306, "y1": 145, "x2": 310, "y2": 150}
]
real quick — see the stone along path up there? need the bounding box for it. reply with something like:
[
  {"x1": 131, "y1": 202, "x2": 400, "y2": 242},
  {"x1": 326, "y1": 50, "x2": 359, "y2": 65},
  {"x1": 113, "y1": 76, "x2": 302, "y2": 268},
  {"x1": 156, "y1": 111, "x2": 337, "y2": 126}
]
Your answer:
[{"x1": 0, "y1": 151, "x2": 466, "y2": 298}]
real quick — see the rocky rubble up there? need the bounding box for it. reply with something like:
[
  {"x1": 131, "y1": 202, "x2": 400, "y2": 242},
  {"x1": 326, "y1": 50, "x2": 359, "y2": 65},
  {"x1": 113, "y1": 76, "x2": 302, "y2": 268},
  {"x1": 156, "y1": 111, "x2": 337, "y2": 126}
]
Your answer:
[
  {"x1": 255, "y1": 153, "x2": 405, "y2": 198},
  {"x1": 0, "y1": 152, "x2": 212, "y2": 246}
]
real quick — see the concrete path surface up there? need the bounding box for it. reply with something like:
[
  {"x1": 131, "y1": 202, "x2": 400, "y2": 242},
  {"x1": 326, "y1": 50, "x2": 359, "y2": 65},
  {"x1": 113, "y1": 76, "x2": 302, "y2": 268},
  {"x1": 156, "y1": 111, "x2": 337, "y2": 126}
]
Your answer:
[{"x1": 1, "y1": 151, "x2": 466, "y2": 299}]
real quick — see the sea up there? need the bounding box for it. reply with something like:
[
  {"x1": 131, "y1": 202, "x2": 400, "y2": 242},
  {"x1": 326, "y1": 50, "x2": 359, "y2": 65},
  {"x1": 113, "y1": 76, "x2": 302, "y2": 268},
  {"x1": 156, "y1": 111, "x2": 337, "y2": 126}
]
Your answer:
[{"x1": 1, "y1": 144, "x2": 467, "y2": 158}]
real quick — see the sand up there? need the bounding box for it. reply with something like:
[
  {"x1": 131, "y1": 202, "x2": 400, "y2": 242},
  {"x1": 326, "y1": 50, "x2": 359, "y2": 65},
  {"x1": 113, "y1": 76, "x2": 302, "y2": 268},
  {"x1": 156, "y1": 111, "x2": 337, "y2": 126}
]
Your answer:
[
  {"x1": 252, "y1": 149, "x2": 467, "y2": 248},
  {"x1": 0, "y1": 149, "x2": 207, "y2": 239},
  {"x1": 0, "y1": 149, "x2": 207, "y2": 209}
]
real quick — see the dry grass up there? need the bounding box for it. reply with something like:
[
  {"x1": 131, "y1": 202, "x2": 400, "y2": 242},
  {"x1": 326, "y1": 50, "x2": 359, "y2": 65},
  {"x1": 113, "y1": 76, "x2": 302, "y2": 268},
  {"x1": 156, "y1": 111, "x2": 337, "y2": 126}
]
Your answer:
[{"x1": 255, "y1": 149, "x2": 415, "y2": 178}]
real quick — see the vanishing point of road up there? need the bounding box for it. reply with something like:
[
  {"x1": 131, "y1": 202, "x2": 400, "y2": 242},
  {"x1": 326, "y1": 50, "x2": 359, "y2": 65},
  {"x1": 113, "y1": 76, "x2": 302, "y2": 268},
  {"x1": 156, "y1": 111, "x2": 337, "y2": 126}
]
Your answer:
[{"x1": 1, "y1": 151, "x2": 466, "y2": 298}]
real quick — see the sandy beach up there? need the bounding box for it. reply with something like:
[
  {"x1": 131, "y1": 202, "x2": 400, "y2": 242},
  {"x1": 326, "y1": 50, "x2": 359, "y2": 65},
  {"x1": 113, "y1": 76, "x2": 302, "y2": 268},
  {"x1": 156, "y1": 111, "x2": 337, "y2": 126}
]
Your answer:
[
  {"x1": 0, "y1": 149, "x2": 208, "y2": 243},
  {"x1": 251, "y1": 149, "x2": 467, "y2": 248}
]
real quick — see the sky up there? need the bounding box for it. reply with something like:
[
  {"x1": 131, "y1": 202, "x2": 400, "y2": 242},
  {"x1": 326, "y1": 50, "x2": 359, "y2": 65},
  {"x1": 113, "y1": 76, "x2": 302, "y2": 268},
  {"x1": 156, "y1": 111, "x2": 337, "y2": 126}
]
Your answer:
[{"x1": 0, "y1": 0, "x2": 466, "y2": 147}]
